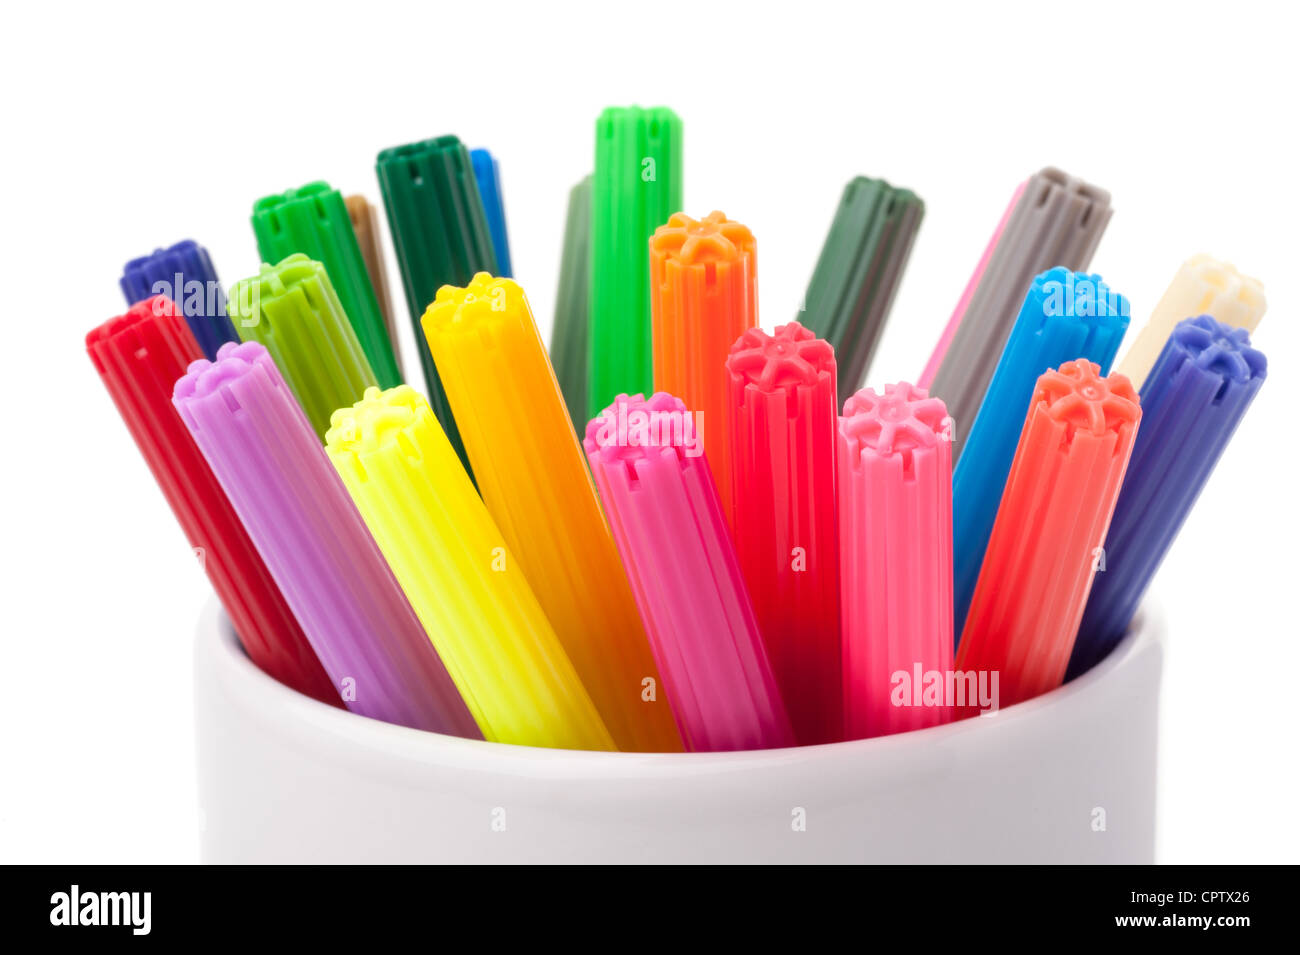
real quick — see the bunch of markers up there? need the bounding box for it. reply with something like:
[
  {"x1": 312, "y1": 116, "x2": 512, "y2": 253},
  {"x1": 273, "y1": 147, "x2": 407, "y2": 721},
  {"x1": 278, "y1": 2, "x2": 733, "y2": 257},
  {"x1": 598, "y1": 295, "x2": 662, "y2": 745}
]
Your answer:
[{"x1": 89, "y1": 108, "x2": 1269, "y2": 752}]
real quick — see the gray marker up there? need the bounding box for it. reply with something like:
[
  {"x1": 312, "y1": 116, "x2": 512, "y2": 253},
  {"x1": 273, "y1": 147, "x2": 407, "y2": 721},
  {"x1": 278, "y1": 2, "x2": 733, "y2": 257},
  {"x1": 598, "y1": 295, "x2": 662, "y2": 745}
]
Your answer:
[{"x1": 930, "y1": 167, "x2": 1111, "y2": 459}]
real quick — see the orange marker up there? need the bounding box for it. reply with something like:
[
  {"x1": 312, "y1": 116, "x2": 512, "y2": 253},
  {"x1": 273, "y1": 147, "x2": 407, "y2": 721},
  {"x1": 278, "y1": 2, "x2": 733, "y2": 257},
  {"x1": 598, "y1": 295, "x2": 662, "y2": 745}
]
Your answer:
[
  {"x1": 423, "y1": 273, "x2": 683, "y2": 753},
  {"x1": 956, "y1": 359, "x2": 1140, "y2": 708},
  {"x1": 650, "y1": 211, "x2": 757, "y2": 519}
]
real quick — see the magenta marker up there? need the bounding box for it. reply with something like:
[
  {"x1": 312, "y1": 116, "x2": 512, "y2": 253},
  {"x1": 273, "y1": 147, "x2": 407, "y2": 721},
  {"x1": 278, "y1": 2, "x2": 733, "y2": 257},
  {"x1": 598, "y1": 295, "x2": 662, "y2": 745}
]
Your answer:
[{"x1": 585, "y1": 393, "x2": 794, "y2": 752}]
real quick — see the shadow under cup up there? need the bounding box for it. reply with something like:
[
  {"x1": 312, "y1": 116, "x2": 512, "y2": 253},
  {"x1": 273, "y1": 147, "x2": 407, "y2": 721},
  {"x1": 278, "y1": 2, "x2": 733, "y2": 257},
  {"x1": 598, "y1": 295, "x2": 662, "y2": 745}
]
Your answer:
[{"x1": 194, "y1": 598, "x2": 1163, "y2": 863}]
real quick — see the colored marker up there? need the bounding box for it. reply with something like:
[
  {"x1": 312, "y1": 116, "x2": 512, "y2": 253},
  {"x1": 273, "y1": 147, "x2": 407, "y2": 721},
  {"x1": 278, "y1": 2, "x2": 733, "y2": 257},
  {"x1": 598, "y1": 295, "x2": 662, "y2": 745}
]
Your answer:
[
  {"x1": 928, "y1": 168, "x2": 1112, "y2": 440},
  {"x1": 953, "y1": 268, "x2": 1130, "y2": 635},
  {"x1": 839, "y1": 383, "x2": 953, "y2": 738},
  {"x1": 589, "y1": 105, "x2": 682, "y2": 416},
  {"x1": 801, "y1": 177, "x2": 924, "y2": 402},
  {"x1": 173, "y1": 341, "x2": 479, "y2": 736},
  {"x1": 956, "y1": 359, "x2": 1141, "y2": 708},
  {"x1": 470, "y1": 148, "x2": 513, "y2": 277},
  {"x1": 120, "y1": 240, "x2": 238, "y2": 361},
  {"x1": 87, "y1": 297, "x2": 337, "y2": 705},
  {"x1": 227, "y1": 254, "x2": 376, "y2": 440},
  {"x1": 1116, "y1": 254, "x2": 1266, "y2": 389},
  {"x1": 919, "y1": 180, "x2": 1025, "y2": 389},
  {"x1": 1069, "y1": 316, "x2": 1266, "y2": 678},
  {"x1": 251, "y1": 181, "x2": 402, "y2": 388},
  {"x1": 344, "y1": 194, "x2": 401, "y2": 357},
  {"x1": 375, "y1": 134, "x2": 497, "y2": 472},
  {"x1": 327, "y1": 386, "x2": 613, "y2": 750},
  {"x1": 727, "y1": 322, "x2": 841, "y2": 744},
  {"x1": 423, "y1": 274, "x2": 682, "y2": 752},
  {"x1": 550, "y1": 175, "x2": 593, "y2": 431},
  {"x1": 585, "y1": 392, "x2": 795, "y2": 752},
  {"x1": 650, "y1": 210, "x2": 757, "y2": 520}
]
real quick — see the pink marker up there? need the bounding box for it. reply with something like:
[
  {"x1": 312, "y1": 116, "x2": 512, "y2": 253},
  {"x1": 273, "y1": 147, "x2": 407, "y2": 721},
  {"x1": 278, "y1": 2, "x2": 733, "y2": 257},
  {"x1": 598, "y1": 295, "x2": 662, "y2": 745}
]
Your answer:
[
  {"x1": 585, "y1": 393, "x2": 795, "y2": 752},
  {"x1": 918, "y1": 181, "x2": 1025, "y2": 389},
  {"x1": 838, "y1": 382, "x2": 954, "y2": 738}
]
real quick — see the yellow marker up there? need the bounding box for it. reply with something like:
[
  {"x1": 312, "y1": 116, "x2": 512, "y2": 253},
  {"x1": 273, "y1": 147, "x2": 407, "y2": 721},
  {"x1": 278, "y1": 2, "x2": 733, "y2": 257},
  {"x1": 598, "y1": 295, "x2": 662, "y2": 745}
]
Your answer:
[
  {"x1": 325, "y1": 385, "x2": 613, "y2": 751},
  {"x1": 423, "y1": 274, "x2": 684, "y2": 753},
  {"x1": 1117, "y1": 254, "x2": 1266, "y2": 388}
]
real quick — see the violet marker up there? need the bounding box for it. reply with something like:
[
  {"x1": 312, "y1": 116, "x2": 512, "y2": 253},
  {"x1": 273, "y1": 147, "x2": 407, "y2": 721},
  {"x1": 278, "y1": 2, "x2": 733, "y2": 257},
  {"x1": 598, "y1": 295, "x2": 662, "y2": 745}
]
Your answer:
[
  {"x1": 173, "y1": 340, "x2": 479, "y2": 737},
  {"x1": 1068, "y1": 316, "x2": 1267, "y2": 679}
]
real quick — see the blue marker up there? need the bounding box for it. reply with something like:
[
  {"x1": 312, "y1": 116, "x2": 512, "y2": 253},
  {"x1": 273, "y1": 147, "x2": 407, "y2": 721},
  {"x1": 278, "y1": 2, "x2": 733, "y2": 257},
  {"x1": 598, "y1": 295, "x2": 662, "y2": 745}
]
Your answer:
[
  {"x1": 1068, "y1": 316, "x2": 1266, "y2": 678},
  {"x1": 952, "y1": 267, "x2": 1130, "y2": 639},
  {"x1": 121, "y1": 240, "x2": 238, "y2": 361},
  {"x1": 471, "y1": 148, "x2": 513, "y2": 278}
]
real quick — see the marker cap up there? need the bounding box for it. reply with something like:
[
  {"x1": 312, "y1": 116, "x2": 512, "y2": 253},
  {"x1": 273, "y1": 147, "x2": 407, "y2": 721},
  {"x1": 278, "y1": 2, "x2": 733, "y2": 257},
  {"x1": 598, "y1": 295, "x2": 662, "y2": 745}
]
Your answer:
[
  {"x1": 375, "y1": 134, "x2": 497, "y2": 472},
  {"x1": 1070, "y1": 316, "x2": 1266, "y2": 677},
  {"x1": 929, "y1": 167, "x2": 1112, "y2": 440},
  {"x1": 1116, "y1": 254, "x2": 1266, "y2": 388},
  {"x1": 424, "y1": 273, "x2": 683, "y2": 752},
  {"x1": 252, "y1": 182, "x2": 401, "y2": 388},
  {"x1": 87, "y1": 298, "x2": 336, "y2": 704},
  {"x1": 120, "y1": 240, "x2": 238, "y2": 361},
  {"x1": 470, "y1": 148, "x2": 514, "y2": 278},
  {"x1": 585, "y1": 392, "x2": 794, "y2": 752},
  {"x1": 589, "y1": 105, "x2": 683, "y2": 416},
  {"x1": 727, "y1": 321, "x2": 842, "y2": 744},
  {"x1": 326, "y1": 385, "x2": 612, "y2": 749},
  {"x1": 957, "y1": 359, "x2": 1140, "y2": 707},
  {"x1": 226, "y1": 253, "x2": 377, "y2": 439},
  {"x1": 839, "y1": 382, "x2": 954, "y2": 738},
  {"x1": 549, "y1": 175, "x2": 593, "y2": 431},
  {"x1": 801, "y1": 177, "x2": 924, "y2": 402},
  {"x1": 650, "y1": 210, "x2": 757, "y2": 519},
  {"x1": 173, "y1": 341, "x2": 478, "y2": 735},
  {"x1": 953, "y1": 267, "x2": 1130, "y2": 635}
]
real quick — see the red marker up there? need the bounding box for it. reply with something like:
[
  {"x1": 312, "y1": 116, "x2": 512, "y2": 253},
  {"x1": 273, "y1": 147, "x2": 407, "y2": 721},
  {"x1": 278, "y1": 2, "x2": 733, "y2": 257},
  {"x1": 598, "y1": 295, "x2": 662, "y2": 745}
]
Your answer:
[
  {"x1": 727, "y1": 322, "x2": 841, "y2": 744},
  {"x1": 86, "y1": 297, "x2": 337, "y2": 705},
  {"x1": 956, "y1": 359, "x2": 1140, "y2": 708}
]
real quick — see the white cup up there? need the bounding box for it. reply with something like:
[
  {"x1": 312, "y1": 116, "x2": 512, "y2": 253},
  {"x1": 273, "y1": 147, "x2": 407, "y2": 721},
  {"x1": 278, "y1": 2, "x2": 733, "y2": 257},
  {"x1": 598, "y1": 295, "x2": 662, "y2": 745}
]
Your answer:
[{"x1": 194, "y1": 597, "x2": 1163, "y2": 863}]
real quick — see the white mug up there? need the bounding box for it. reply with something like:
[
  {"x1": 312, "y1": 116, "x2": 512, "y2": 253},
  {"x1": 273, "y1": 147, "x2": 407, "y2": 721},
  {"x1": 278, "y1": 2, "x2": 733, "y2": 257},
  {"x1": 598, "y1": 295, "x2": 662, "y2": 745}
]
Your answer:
[{"x1": 194, "y1": 597, "x2": 1163, "y2": 863}]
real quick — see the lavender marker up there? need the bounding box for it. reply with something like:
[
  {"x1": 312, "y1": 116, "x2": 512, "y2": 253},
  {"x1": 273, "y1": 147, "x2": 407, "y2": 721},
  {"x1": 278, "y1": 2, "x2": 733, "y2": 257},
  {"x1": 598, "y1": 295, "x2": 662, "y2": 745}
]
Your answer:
[{"x1": 173, "y1": 340, "x2": 479, "y2": 736}]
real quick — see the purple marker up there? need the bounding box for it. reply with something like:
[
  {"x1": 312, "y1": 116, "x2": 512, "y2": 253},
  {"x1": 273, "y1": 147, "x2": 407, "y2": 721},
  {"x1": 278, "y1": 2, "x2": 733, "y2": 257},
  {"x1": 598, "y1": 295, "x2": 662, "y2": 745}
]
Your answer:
[
  {"x1": 1068, "y1": 316, "x2": 1267, "y2": 678},
  {"x1": 173, "y1": 340, "x2": 479, "y2": 737}
]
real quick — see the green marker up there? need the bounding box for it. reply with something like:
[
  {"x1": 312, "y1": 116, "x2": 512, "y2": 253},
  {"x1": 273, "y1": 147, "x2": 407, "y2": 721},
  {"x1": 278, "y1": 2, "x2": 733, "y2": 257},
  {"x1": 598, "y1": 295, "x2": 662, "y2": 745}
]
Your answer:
[
  {"x1": 228, "y1": 254, "x2": 376, "y2": 440},
  {"x1": 375, "y1": 135, "x2": 497, "y2": 475},
  {"x1": 251, "y1": 182, "x2": 402, "y2": 389},
  {"x1": 588, "y1": 106, "x2": 682, "y2": 417},
  {"x1": 550, "y1": 175, "x2": 592, "y2": 432},
  {"x1": 800, "y1": 177, "x2": 924, "y2": 404}
]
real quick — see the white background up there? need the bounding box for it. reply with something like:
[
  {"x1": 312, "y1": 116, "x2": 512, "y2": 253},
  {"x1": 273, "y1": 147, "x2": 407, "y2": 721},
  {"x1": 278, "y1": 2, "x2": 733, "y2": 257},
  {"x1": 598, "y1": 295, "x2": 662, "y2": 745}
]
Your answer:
[{"x1": 1, "y1": 0, "x2": 1296, "y2": 863}]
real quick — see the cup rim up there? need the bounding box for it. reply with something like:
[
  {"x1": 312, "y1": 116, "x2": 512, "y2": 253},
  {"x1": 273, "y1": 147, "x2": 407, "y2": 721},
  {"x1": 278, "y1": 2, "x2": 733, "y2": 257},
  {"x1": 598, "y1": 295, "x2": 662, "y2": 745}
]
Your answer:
[{"x1": 197, "y1": 596, "x2": 1164, "y2": 775}]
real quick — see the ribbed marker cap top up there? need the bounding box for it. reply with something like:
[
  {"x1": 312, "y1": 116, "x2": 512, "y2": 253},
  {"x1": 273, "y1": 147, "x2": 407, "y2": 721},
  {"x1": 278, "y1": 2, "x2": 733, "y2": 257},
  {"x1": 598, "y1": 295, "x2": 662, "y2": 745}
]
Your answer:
[
  {"x1": 86, "y1": 296, "x2": 192, "y2": 367},
  {"x1": 250, "y1": 180, "x2": 402, "y2": 389},
  {"x1": 252, "y1": 180, "x2": 333, "y2": 215},
  {"x1": 1036, "y1": 359, "x2": 1140, "y2": 440},
  {"x1": 727, "y1": 322, "x2": 835, "y2": 394},
  {"x1": 840, "y1": 382, "x2": 950, "y2": 467},
  {"x1": 173, "y1": 340, "x2": 276, "y2": 404},
  {"x1": 229, "y1": 253, "x2": 328, "y2": 319},
  {"x1": 121, "y1": 241, "x2": 216, "y2": 299},
  {"x1": 225, "y1": 253, "x2": 376, "y2": 437},
  {"x1": 1026, "y1": 266, "x2": 1129, "y2": 331},
  {"x1": 1180, "y1": 255, "x2": 1266, "y2": 329},
  {"x1": 119, "y1": 240, "x2": 235, "y2": 361},
  {"x1": 326, "y1": 385, "x2": 429, "y2": 462},
  {"x1": 422, "y1": 271, "x2": 525, "y2": 334},
  {"x1": 583, "y1": 392, "x2": 695, "y2": 470},
  {"x1": 1172, "y1": 314, "x2": 1267, "y2": 381},
  {"x1": 651, "y1": 211, "x2": 754, "y2": 266}
]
